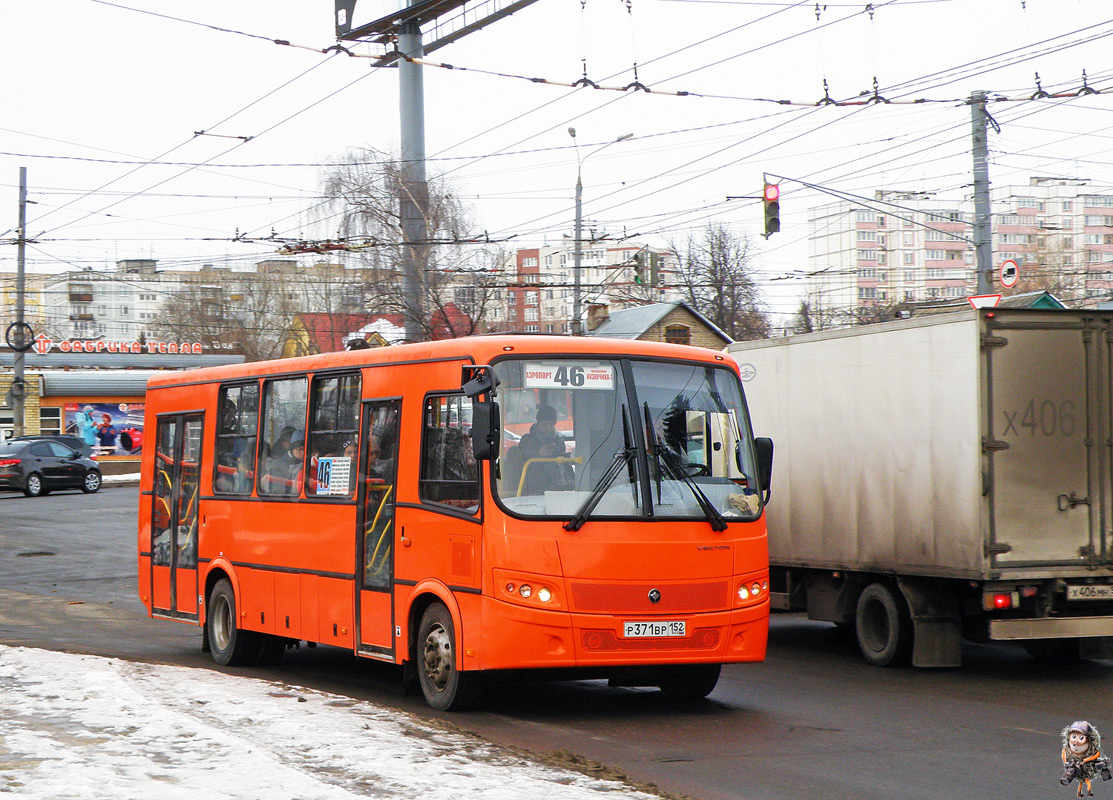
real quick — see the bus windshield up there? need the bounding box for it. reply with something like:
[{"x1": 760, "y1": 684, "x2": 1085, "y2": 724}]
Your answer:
[{"x1": 492, "y1": 357, "x2": 763, "y2": 523}]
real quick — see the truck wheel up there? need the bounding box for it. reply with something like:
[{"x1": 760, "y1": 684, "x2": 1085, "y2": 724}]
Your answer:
[
  {"x1": 657, "y1": 663, "x2": 721, "y2": 700},
  {"x1": 855, "y1": 583, "x2": 912, "y2": 666},
  {"x1": 416, "y1": 602, "x2": 481, "y2": 711},
  {"x1": 207, "y1": 578, "x2": 261, "y2": 666},
  {"x1": 1022, "y1": 638, "x2": 1079, "y2": 662}
]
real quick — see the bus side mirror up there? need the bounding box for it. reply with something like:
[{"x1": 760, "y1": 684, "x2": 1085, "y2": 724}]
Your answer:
[
  {"x1": 754, "y1": 436, "x2": 774, "y2": 504},
  {"x1": 471, "y1": 399, "x2": 500, "y2": 461},
  {"x1": 462, "y1": 365, "x2": 499, "y2": 398},
  {"x1": 462, "y1": 365, "x2": 501, "y2": 461}
]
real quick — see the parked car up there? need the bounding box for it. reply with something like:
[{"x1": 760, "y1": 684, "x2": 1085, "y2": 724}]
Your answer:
[
  {"x1": 0, "y1": 440, "x2": 102, "y2": 497},
  {"x1": 9, "y1": 434, "x2": 95, "y2": 459}
]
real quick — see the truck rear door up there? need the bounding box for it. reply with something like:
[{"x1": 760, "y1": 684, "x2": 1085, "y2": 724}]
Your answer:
[{"x1": 985, "y1": 311, "x2": 1105, "y2": 567}]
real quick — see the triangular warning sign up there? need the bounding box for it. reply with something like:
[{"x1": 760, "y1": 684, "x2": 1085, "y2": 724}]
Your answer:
[{"x1": 968, "y1": 294, "x2": 1001, "y2": 309}]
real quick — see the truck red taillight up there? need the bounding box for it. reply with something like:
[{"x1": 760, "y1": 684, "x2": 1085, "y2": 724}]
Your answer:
[{"x1": 984, "y1": 591, "x2": 1019, "y2": 610}]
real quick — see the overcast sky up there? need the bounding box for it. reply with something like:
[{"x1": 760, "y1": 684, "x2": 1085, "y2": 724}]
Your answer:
[{"x1": 2, "y1": 0, "x2": 1112, "y2": 312}]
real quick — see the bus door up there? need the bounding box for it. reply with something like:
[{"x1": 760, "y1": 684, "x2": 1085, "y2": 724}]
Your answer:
[
  {"x1": 151, "y1": 413, "x2": 203, "y2": 619},
  {"x1": 357, "y1": 400, "x2": 401, "y2": 658}
]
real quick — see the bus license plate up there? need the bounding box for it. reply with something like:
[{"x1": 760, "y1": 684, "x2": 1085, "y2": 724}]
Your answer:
[
  {"x1": 1067, "y1": 585, "x2": 1113, "y2": 601},
  {"x1": 623, "y1": 620, "x2": 686, "y2": 638}
]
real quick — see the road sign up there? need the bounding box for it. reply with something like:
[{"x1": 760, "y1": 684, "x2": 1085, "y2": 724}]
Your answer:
[
  {"x1": 969, "y1": 294, "x2": 1002, "y2": 309},
  {"x1": 1000, "y1": 259, "x2": 1019, "y2": 289}
]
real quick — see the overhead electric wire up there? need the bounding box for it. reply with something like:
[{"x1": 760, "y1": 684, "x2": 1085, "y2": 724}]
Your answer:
[{"x1": 31, "y1": 53, "x2": 345, "y2": 238}]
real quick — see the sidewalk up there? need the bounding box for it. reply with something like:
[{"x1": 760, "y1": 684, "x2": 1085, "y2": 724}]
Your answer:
[
  {"x1": 98, "y1": 459, "x2": 140, "y2": 486},
  {"x1": 103, "y1": 471, "x2": 140, "y2": 485}
]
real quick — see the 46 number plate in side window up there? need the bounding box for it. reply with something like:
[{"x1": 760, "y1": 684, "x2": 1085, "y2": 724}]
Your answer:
[{"x1": 623, "y1": 620, "x2": 686, "y2": 638}]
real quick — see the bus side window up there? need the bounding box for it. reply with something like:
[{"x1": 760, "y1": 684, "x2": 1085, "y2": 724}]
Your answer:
[
  {"x1": 213, "y1": 382, "x2": 259, "y2": 495},
  {"x1": 306, "y1": 372, "x2": 361, "y2": 498},
  {"x1": 419, "y1": 395, "x2": 479, "y2": 513},
  {"x1": 257, "y1": 377, "x2": 308, "y2": 497}
]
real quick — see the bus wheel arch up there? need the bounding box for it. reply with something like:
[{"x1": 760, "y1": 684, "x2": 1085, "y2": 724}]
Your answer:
[
  {"x1": 202, "y1": 561, "x2": 240, "y2": 628},
  {"x1": 203, "y1": 567, "x2": 260, "y2": 667},
  {"x1": 405, "y1": 583, "x2": 464, "y2": 667},
  {"x1": 414, "y1": 600, "x2": 482, "y2": 710},
  {"x1": 405, "y1": 586, "x2": 481, "y2": 710}
]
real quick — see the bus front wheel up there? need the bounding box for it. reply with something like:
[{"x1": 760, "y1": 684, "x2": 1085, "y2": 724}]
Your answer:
[
  {"x1": 207, "y1": 578, "x2": 260, "y2": 666},
  {"x1": 657, "y1": 663, "x2": 721, "y2": 700},
  {"x1": 416, "y1": 603, "x2": 481, "y2": 711}
]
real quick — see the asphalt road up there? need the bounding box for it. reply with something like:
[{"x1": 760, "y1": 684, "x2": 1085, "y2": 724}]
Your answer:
[{"x1": 1, "y1": 485, "x2": 1106, "y2": 800}]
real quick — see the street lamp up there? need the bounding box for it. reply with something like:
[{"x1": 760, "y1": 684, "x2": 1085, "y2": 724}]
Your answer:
[{"x1": 569, "y1": 128, "x2": 633, "y2": 336}]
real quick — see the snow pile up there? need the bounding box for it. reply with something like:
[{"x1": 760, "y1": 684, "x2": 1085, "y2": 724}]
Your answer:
[{"x1": 0, "y1": 646, "x2": 658, "y2": 800}]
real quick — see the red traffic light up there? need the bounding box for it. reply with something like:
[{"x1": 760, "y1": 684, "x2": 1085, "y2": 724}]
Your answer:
[{"x1": 763, "y1": 183, "x2": 780, "y2": 203}]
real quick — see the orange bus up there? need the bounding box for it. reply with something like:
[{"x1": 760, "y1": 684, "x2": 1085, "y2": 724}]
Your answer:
[{"x1": 138, "y1": 335, "x2": 773, "y2": 709}]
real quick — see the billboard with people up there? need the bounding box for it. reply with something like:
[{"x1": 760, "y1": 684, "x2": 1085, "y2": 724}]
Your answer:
[{"x1": 64, "y1": 402, "x2": 144, "y2": 456}]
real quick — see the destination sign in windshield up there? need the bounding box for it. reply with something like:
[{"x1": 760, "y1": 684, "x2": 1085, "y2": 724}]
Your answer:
[{"x1": 523, "y1": 362, "x2": 615, "y2": 390}]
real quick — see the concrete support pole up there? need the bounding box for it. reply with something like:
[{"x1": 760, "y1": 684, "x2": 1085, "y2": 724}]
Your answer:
[
  {"x1": 971, "y1": 91, "x2": 994, "y2": 295},
  {"x1": 572, "y1": 175, "x2": 583, "y2": 336},
  {"x1": 398, "y1": 17, "x2": 428, "y2": 343},
  {"x1": 13, "y1": 167, "x2": 27, "y2": 437}
]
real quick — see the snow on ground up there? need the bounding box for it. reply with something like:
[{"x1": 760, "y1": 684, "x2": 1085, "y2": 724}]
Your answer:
[{"x1": 0, "y1": 646, "x2": 660, "y2": 800}]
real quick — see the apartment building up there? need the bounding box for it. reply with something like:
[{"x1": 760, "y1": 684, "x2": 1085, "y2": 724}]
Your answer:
[
  {"x1": 806, "y1": 177, "x2": 1113, "y2": 313},
  {"x1": 0, "y1": 272, "x2": 47, "y2": 334},
  {"x1": 500, "y1": 239, "x2": 678, "y2": 334},
  {"x1": 39, "y1": 259, "x2": 181, "y2": 341}
]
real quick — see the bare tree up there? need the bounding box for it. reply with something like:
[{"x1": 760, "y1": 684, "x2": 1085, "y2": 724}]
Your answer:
[
  {"x1": 790, "y1": 299, "x2": 844, "y2": 334},
  {"x1": 320, "y1": 148, "x2": 503, "y2": 340},
  {"x1": 671, "y1": 224, "x2": 771, "y2": 341},
  {"x1": 1002, "y1": 236, "x2": 1084, "y2": 304},
  {"x1": 152, "y1": 262, "x2": 370, "y2": 362}
]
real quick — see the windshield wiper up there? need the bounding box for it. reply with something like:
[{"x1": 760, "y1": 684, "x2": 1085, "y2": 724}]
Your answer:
[
  {"x1": 564, "y1": 407, "x2": 636, "y2": 532},
  {"x1": 644, "y1": 402, "x2": 728, "y2": 532}
]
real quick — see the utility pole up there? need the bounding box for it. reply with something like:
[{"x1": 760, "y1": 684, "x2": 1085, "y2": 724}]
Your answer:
[
  {"x1": 13, "y1": 167, "x2": 28, "y2": 437},
  {"x1": 572, "y1": 168, "x2": 584, "y2": 336},
  {"x1": 397, "y1": 9, "x2": 428, "y2": 344},
  {"x1": 568, "y1": 129, "x2": 633, "y2": 336},
  {"x1": 971, "y1": 90, "x2": 996, "y2": 295}
]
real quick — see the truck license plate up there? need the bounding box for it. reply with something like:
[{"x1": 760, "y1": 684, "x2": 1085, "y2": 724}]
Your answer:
[
  {"x1": 623, "y1": 620, "x2": 686, "y2": 638},
  {"x1": 1067, "y1": 585, "x2": 1113, "y2": 601}
]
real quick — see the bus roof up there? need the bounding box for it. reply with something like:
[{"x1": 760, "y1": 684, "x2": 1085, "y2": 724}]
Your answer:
[{"x1": 145, "y1": 335, "x2": 736, "y2": 390}]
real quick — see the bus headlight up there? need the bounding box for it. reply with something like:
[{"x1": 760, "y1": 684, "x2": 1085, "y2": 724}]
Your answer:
[
  {"x1": 494, "y1": 569, "x2": 564, "y2": 609},
  {"x1": 738, "y1": 579, "x2": 767, "y2": 603}
]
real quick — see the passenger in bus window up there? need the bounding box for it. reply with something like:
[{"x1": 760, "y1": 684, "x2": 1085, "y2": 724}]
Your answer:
[
  {"x1": 518, "y1": 405, "x2": 573, "y2": 493},
  {"x1": 368, "y1": 434, "x2": 395, "y2": 482},
  {"x1": 234, "y1": 454, "x2": 254, "y2": 494},
  {"x1": 282, "y1": 435, "x2": 306, "y2": 495},
  {"x1": 261, "y1": 426, "x2": 298, "y2": 495}
]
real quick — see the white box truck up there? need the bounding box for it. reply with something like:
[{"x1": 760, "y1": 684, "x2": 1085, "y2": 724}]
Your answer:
[{"x1": 728, "y1": 308, "x2": 1113, "y2": 666}]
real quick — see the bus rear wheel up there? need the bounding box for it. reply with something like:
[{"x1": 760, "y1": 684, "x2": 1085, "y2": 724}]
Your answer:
[
  {"x1": 657, "y1": 663, "x2": 721, "y2": 700},
  {"x1": 417, "y1": 603, "x2": 481, "y2": 711},
  {"x1": 207, "y1": 578, "x2": 260, "y2": 666}
]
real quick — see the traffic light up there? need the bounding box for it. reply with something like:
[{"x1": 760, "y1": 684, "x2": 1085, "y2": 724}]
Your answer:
[
  {"x1": 633, "y1": 251, "x2": 645, "y2": 284},
  {"x1": 649, "y1": 252, "x2": 662, "y2": 286},
  {"x1": 763, "y1": 183, "x2": 781, "y2": 238}
]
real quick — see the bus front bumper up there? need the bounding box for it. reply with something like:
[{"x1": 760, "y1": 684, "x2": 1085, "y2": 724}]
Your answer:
[{"x1": 473, "y1": 596, "x2": 768, "y2": 671}]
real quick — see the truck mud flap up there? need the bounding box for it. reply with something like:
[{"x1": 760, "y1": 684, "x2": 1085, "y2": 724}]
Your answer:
[{"x1": 897, "y1": 576, "x2": 962, "y2": 668}]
